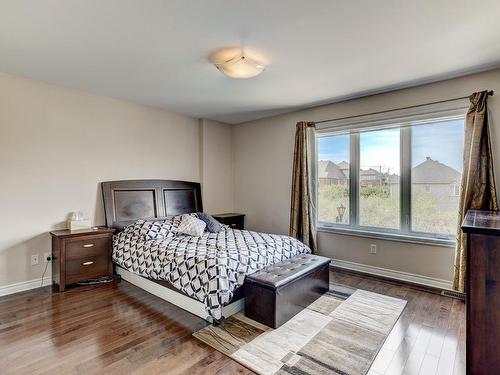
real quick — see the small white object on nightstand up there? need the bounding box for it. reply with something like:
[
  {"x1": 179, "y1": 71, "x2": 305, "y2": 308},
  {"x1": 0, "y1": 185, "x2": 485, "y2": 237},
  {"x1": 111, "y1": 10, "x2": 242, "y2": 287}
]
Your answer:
[{"x1": 68, "y1": 210, "x2": 91, "y2": 230}]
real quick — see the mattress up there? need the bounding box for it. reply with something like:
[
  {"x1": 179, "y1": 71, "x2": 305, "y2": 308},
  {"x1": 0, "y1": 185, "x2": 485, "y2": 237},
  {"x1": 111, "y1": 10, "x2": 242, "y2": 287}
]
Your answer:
[{"x1": 112, "y1": 226, "x2": 311, "y2": 321}]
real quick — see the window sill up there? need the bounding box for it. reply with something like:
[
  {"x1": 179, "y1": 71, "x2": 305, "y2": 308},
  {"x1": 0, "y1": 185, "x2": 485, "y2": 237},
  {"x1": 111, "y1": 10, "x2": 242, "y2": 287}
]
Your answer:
[{"x1": 317, "y1": 225, "x2": 456, "y2": 248}]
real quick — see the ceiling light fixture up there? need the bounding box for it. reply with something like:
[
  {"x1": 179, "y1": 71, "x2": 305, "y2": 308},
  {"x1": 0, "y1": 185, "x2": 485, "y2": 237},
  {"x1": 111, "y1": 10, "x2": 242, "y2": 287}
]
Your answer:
[{"x1": 213, "y1": 51, "x2": 266, "y2": 79}]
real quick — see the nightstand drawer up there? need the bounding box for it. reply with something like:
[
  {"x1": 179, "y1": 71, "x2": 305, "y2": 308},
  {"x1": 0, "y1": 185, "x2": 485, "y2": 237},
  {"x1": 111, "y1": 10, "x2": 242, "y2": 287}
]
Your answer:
[
  {"x1": 225, "y1": 217, "x2": 244, "y2": 229},
  {"x1": 51, "y1": 227, "x2": 115, "y2": 291},
  {"x1": 66, "y1": 255, "x2": 110, "y2": 284},
  {"x1": 214, "y1": 215, "x2": 245, "y2": 230},
  {"x1": 66, "y1": 237, "x2": 111, "y2": 260}
]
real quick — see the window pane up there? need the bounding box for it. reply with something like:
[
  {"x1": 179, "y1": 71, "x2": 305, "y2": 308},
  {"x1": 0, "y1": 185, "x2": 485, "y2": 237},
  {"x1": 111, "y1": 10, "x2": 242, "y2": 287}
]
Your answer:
[
  {"x1": 317, "y1": 134, "x2": 350, "y2": 224},
  {"x1": 411, "y1": 119, "x2": 464, "y2": 236},
  {"x1": 359, "y1": 128, "x2": 400, "y2": 229}
]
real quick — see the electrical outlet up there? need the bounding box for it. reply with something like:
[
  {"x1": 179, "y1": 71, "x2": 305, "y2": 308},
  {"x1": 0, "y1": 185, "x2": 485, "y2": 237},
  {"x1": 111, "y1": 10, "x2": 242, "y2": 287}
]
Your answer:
[
  {"x1": 31, "y1": 254, "x2": 39, "y2": 266},
  {"x1": 44, "y1": 252, "x2": 52, "y2": 262},
  {"x1": 370, "y1": 244, "x2": 377, "y2": 254}
]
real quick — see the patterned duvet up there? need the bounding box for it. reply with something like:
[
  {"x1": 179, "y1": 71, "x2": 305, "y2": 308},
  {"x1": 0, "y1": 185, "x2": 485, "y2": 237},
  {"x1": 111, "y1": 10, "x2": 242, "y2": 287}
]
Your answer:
[{"x1": 113, "y1": 224, "x2": 311, "y2": 321}]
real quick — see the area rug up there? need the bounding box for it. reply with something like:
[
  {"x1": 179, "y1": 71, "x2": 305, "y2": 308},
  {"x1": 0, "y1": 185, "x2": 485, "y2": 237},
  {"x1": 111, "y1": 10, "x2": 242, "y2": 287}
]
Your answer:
[{"x1": 193, "y1": 285, "x2": 407, "y2": 375}]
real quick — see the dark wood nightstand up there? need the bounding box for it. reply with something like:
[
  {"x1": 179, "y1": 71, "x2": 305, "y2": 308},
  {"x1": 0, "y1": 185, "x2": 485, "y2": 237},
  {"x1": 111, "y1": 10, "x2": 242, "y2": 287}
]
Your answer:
[
  {"x1": 212, "y1": 213, "x2": 245, "y2": 230},
  {"x1": 50, "y1": 227, "x2": 115, "y2": 291}
]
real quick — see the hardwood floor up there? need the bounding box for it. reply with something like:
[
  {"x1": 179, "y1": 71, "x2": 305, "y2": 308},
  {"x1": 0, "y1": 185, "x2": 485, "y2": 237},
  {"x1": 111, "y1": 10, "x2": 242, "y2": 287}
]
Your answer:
[
  {"x1": 0, "y1": 270, "x2": 465, "y2": 375},
  {"x1": 332, "y1": 270, "x2": 466, "y2": 375}
]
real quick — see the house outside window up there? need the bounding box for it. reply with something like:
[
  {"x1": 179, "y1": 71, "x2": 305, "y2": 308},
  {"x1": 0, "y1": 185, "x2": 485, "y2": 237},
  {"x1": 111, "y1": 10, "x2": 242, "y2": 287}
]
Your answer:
[{"x1": 313, "y1": 99, "x2": 467, "y2": 244}]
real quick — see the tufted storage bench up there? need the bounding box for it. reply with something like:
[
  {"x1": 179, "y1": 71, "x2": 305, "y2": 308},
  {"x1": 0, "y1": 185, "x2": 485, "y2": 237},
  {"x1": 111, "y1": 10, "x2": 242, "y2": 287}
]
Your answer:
[{"x1": 244, "y1": 254, "x2": 330, "y2": 328}]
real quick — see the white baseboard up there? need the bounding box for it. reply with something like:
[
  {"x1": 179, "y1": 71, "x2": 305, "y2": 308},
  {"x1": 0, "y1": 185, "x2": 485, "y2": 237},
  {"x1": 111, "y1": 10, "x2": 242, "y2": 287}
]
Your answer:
[
  {"x1": 331, "y1": 259, "x2": 453, "y2": 291},
  {"x1": 1, "y1": 260, "x2": 453, "y2": 298},
  {"x1": 0, "y1": 276, "x2": 52, "y2": 297}
]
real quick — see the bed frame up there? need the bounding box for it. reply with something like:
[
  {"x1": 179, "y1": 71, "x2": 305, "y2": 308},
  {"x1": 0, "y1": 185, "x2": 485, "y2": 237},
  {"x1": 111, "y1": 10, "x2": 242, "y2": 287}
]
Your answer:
[{"x1": 101, "y1": 179, "x2": 244, "y2": 322}]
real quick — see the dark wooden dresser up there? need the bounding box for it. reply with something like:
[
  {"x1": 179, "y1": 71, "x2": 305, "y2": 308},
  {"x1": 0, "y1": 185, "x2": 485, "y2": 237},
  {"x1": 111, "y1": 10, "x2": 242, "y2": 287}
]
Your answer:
[
  {"x1": 461, "y1": 209, "x2": 500, "y2": 374},
  {"x1": 212, "y1": 213, "x2": 245, "y2": 230},
  {"x1": 50, "y1": 227, "x2": 115, "y2": 291}
]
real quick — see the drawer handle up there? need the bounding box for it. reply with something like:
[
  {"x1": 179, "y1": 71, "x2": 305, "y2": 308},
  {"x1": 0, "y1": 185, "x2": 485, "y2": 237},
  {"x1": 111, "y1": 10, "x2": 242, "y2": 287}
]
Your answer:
[
  {"x1": 83, "y1": 244, "x2": 94, "y2": 248},
  {"x1": 82, "y1": 261, "x2": 94, "y2": 266}
]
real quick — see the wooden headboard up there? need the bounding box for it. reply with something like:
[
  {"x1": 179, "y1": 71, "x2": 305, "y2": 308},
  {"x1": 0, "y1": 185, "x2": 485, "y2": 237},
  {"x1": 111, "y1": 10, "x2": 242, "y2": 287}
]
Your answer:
[{"x1": 101, "y1": 179, "x2": 203, "y2": 230}]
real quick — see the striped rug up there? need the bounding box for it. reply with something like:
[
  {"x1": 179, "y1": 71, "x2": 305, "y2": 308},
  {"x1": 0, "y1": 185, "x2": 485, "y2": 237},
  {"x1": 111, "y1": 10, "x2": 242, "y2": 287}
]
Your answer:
[{"x1": 193, "y1": 285, "x2": 406, "y2": 375}]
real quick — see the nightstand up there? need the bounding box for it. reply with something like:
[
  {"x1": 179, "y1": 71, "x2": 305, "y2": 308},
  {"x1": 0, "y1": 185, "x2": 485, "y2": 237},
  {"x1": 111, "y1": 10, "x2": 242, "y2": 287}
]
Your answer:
[
  {"x1": 212, "y1": 213, "x2": 245, "y2": 230},
  {"x1": 50, "y1": 227, "x2": 115, "y2": 291}
]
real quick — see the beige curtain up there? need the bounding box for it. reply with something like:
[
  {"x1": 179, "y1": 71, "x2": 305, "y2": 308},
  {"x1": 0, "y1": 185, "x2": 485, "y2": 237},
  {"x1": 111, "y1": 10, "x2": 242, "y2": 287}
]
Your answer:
[
  {"x1": 290, "y1": 121, "x2": 317, "y2": 251},
  {"x1": 453, "y1": 90, "x2": 498, "y2": 292}
]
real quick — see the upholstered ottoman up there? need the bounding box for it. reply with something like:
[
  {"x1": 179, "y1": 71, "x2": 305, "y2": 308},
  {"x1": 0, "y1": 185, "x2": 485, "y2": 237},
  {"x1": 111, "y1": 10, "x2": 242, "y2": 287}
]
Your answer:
[{"x1": 244, "y1": 254, "x2": 330, "y2": 328}]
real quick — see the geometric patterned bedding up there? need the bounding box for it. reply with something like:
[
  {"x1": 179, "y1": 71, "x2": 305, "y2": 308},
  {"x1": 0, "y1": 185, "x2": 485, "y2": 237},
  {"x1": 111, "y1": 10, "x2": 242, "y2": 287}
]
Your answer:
[{"x1": 113, "y1": 224, "x2": 311, "y2": 321}]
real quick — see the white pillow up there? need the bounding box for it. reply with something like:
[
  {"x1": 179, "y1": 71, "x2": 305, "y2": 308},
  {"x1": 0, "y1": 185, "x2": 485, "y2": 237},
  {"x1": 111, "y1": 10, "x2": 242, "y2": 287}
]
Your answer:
[{"x1": 176, "y1": 214, "x2": 206, "y2": 237}]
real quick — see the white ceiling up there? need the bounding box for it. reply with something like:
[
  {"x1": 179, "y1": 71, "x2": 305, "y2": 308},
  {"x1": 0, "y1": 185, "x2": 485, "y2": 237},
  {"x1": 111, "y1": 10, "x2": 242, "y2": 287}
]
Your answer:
[{"x1": 2, "y1": 0, "x2": 500, "y2": 124}]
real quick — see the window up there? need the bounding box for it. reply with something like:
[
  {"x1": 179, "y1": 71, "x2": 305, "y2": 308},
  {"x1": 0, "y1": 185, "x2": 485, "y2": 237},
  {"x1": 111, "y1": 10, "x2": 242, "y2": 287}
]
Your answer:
[
  {"x1": 411, "y1": 119, "x2": 464, "y2": 235},
  {"x1": 315, "y1": 102, "x2": 466, "y2": 243},
  {"x1": 317, "y1": 134, "x2": 350, "y2": 224},
  {"x1": 359, "y1": 128, "x2": 400, "y2": 229}
]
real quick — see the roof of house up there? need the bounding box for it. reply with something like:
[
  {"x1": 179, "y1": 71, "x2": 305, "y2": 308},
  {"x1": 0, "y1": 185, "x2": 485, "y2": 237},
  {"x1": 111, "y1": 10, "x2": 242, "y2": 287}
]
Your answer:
[
  {"x1": 318, "y1": 160, "x2": 346, "y2": 179},
  {"x1": 361, "y1": 168, "x2": 380, "y2": 176},
  {"x1": 412, "y1": 157, "x2": 461, "y2": 184},
  {"x1": 337, "y1": 161, "x2": 350, "y2": 170},
  {"x1": 319, "y1": 158, "x2": 461, "y2": 184}
]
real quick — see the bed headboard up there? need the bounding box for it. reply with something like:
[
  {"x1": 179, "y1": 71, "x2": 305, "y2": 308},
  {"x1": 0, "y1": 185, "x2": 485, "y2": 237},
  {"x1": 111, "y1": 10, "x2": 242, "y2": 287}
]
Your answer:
[{"x1": 101, "y1": 179, "x2": 203, "y2": 230}]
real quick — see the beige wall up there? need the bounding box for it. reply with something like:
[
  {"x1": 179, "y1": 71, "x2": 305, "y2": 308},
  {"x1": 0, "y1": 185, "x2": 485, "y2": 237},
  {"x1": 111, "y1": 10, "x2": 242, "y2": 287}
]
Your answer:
[
  {"x1": 0, "y1": 74, "x2": 231, "y2": 288},
  {"x1": 233, "y1": 68, "x2": 500, "y2": 286},
  {"x1": 3, "y1": 69, "x2": 500, "y2": 289},
  {"x1": 200, "y1": 119, "x2": 234, "y2": 214}
]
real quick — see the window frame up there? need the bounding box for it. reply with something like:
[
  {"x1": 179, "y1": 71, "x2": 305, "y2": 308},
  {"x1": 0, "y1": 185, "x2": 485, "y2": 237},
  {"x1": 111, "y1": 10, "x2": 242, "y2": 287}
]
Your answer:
[{"x1": 312, "y1": 99, "x2": 468, "y2": 247}]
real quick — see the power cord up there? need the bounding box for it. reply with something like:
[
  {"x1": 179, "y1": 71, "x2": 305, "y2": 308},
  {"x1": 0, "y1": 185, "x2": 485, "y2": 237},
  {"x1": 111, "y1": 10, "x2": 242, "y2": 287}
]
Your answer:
[{"x1": 40, "y1": 254, "x2": 52, "y2": 288}]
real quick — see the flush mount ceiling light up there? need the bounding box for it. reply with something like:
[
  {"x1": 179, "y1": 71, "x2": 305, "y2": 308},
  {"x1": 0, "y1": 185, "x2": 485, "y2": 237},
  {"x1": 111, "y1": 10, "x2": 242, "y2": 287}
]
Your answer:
[{"x1": 212, "y1": 49, "x2": 266, "y2": 79}]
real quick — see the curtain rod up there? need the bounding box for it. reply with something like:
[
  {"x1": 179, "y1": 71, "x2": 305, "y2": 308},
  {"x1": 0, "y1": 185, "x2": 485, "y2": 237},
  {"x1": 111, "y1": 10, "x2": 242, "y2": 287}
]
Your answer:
[{"x1": 313, "y1": 90, "x2": 494, "y2": 125}]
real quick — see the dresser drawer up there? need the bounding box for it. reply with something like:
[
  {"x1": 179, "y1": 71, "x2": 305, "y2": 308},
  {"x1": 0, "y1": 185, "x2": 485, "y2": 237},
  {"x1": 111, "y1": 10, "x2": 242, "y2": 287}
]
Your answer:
[
  {"x1": 66, "y1": 237, "x2": 111, "y2": 259},
  {"x1": 66, "y1": 255, "x2": 110, "y2": 284}
]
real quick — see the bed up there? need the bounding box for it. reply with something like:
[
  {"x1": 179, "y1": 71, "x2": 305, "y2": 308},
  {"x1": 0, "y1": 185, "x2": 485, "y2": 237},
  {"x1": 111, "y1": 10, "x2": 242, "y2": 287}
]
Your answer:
[{"x1": 102, "y1": 179, "x2": 311, "y2": 323}]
